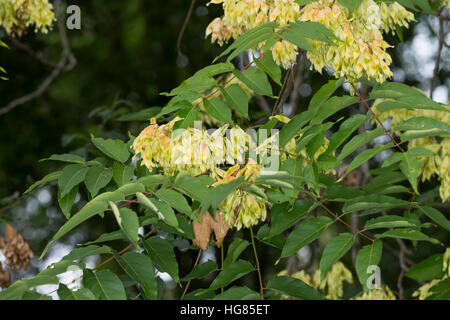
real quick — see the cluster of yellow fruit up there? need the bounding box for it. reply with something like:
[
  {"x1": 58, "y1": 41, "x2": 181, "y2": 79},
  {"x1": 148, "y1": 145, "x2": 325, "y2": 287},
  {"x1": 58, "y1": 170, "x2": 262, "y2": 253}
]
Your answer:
[
  {"x1": 133, "y1": 118, "x2": 270, "y2": 229},
  {"x1": 215, "y1": 159, "x2": 268, "y2": 230},
  {"x1": 375, "y1": 105, "x2": 450, "y2": 202},
  {"x1": 299, "y1": 0, "x2": 414, "y2": 83},
  {"x1": 0, "y1": 0, "x2": 54, "y2": 36},
  {"x1": 412, "y1": 248, "x2": 450, "y2": 299},
  {"x1": 280, "y1": 261, "x2": 396, "y2": 300},
  {"x1": 206, "y1": 0, "x2": 301, "y2": 67},
  {"x1": 206, "y1": 0, "x2": 415, "y2": 83}
]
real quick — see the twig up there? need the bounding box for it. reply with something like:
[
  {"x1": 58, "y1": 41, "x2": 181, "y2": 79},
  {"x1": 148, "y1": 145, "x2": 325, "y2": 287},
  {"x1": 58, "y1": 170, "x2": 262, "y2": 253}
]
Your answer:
[
  {"x1": 352, "y1": 83, "x2": 371, "y2": 264},
  {"x1": 287, "y1": 51, "x2": 306, "y2": 117},
  {"x1": 253, "y1": 94, "x2": 272, "y2": 114},
  {"x1": 0, "y1": 0, "x2": 76, "y2": 116},
  {"x1": 272, "y1": 68, "x2": 292, "y2": 116},
  {"x1": 396, "y1": 238, "x2": 408, "y2": 300},
  {"x1": 180, "y1": 249, "x2": 202, "y2": 300},
  {"x1": 8, "y1": 37, "x2": 59, "y2": 69},
  {"x1": 176, "y1": 0, "x2": 196, "y2": 57},
  {"x1": 350, "y1": 82, "x2": 405, "y2": 153},
  {"x1": 250, "y1": 227, "x2": 264, "y2": 300}
]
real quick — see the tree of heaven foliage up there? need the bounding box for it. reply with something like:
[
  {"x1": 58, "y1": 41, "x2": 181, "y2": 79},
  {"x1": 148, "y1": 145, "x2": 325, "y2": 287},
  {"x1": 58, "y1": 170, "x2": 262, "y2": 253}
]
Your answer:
[{"x1": 0, "y1": 0, "x2": 449, "y2": 301}]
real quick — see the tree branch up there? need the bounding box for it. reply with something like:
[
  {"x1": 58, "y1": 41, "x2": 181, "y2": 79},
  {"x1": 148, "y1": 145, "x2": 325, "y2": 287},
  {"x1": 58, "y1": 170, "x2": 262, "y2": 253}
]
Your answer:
[{"x1": 0, "y1": 0, "x2": 76, "y2": 116}]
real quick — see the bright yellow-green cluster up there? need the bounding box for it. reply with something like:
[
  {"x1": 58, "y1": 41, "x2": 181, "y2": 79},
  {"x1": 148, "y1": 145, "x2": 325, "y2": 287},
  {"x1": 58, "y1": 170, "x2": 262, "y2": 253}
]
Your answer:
[
  {"x1": 206, "y1": 0, "x2": 415, "y2": 83},
  {"x1": 215, "y1": 160, "x2": 268, "y2": 230},
  {"x1": 280, "y1": 261, "x2": 399, "y2": 300},
  {"x1": 0, "y1": 0, "x2": 55, "y2": 36},
  {"x1": 133, "y1": 117, "x2": 230, "y2": 178},
  {"x1": 412, "y1": 247, "x2": 450, "y2": 300},
  {"x1": 133, "y1": 119, "x2": 270, "y2": 229},
  {"x1": 206, "y1": 0, "x2": 301, "y2": 67},
  {"x1": 300, "y1": 0, "x2": 414, "y2": 83},
  {"x1": 352, "y1": 285, "x2": 396, "y2": 300},
  {"x1": 375, "y1": 104, "x2": 450, "y2": 202},
  {"x1": 279, "y1": 261, "x2": 354, "y2": 300}
]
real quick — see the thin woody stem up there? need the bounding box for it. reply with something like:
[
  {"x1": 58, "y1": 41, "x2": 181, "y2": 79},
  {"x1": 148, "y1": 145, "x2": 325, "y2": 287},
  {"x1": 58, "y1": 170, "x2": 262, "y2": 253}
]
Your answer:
[
  {"x1": 250, "y1": 227, "x2": 264, "y2": 300},
  {"x1": 180, "y1": 249, "x2": 202, "y2": 300},
  {"x1": 350, "y1": 82, "x2": 405, "y2": 153}
]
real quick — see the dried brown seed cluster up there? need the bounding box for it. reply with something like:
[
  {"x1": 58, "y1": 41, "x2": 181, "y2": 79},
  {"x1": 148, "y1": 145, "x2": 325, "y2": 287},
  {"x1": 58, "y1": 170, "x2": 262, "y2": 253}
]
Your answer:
[
  {"x1": 0, "y1": 224, "x2": 34, "y2": 270},
  {"x1": 0, "y1": 263, "x2": 10, "y2": 288},
  {"x1": 193, "y1": 210, "x2": 230, "y2": 251}
]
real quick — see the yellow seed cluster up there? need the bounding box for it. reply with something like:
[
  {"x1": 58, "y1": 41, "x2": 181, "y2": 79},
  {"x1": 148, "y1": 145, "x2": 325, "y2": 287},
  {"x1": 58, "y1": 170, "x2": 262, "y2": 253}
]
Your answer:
[
  {"x1": 0, "y1": 0, "x2": 55, "y2": 36},
  {"x1": 133, "y1": 119, "x2": 270, "y2": 229},
  {"x1": 280, "y1": 261, "x2": 399, "y2": 300},
  {"x1": 206, "y1": 0, "x2": 301, "y2": 67},
  {"x1": 215, "y1": 159, "x2": 268, "y2": 229},
  {"x1": 443, "y1": 0, "x2": 450, "y2": 9},
  {"x1": 412, "y1": 247, "x2": 450, "y2": 300},
  {"x1": 206, "y1": 0, "x2": 415, "y2": 83},
  {"x1": 352, "y1": 285, "x2": 396, "y2": 300},
  {"x1": 300, "y1": 0, "x2": 414, "y2": 83},
  {"x1": 375, "y1": 104, "x2": 450, "y2": 202},
  {"x1": 279, "y1": 261, "x2": 353, "y2": 300}
]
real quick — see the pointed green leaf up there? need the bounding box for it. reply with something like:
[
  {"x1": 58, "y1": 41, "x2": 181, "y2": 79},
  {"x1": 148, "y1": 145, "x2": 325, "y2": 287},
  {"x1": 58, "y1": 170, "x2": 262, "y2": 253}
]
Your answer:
[
  {"x1": 155, "y1": 187, "x2": 192, "y2": 215},
  {"x1": 115, "y1": 252, "x2": 157, "y2": 300},
  {"x1": 208, "y1": 260, "x2": 254, "y2": 291},
  {"x1": 110, "y1": 203, "x2": 140, "y2": 250},
  {"x1": 223, "y1": 238, "x2": 250, "y2": 268},
  {"x1": 253, "y1": 52, "x2": 282, "y2": 85},
  {"x1": 85, "y1": 165, "x2": 113, "y2": 197},
  {"x1": 24, "y1": 171, "x2": 61, "y2": 194},
  {"x1": 83, "y1": 269, "x2": 126, "y2": 300},
  {"x1": 375, "y1": 228, "x2": 441, "y2": 245},
  {"x1": 269, "y1": 200, "x2": 314, "y2": 238},
  {"x1": 112, "y1": 162, "x2": 135, "y2": 186},
  {"x1": 405, "y1": 254, "x2": 445, "y2": 281},
  {"x1": 203, "y1": 98, "x2": 233, "y2": 124},
  {"x1": 182, "y1": 260, "x2": 218, "y2": 282},
  {"x1": 355, "y1": 240, "x2": 382, "y2": 293},
  {"x1": 137, "y1": 192, "x2": 181, "y2": 232},
  {"x1": 418, "y1": 206, "x2": 450, "y2": 232},
  {"x1": 92, "y1": 137, "x2": 130, "y2": 163},
  {"x1": 58, "y1": 185, "x2": 78, "y2": 219},
  {"x1": 58, "y1": 164, "x2": 88, "y2": 198},
  {"x1": 41, "y1": 153, "x2": 86, "y2": 164},
  {"x1": 219, "y1": 84, "x2": 249, "y2": 119},
  {"x1": 62, "y1": 245, "x2": 111, "y2": 261},
  {"x1": 319, "y1": 233, "x2": 354, "y2": 281},
  {"x1": 143, "y1": 236, "x2": 180, "y2": 283},
  {"x1": 281, "y1": 216, "x2": 333, "y2": 258},
  {"x1": 232, "y1": 67, "x2": 273, "y2": 97},
  {"x1": 268, "y1": 276, "x2": 326, "y2": 300}
]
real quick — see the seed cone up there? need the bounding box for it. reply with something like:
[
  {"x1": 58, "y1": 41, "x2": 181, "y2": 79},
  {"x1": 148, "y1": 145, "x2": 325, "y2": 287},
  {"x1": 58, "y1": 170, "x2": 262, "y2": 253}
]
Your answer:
[{"x1": 1, "y1": 224, "x2": 34, "y2": 270}]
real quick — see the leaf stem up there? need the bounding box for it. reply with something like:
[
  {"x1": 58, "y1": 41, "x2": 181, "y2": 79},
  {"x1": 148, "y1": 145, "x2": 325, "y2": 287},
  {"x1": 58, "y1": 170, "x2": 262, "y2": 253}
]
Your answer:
[
  {"x1": 180, "y1": 249, "x2": 202, "y2": 300},
  {"x1": 250, "y1": 227, "x2": 264, "y2": 300}
]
